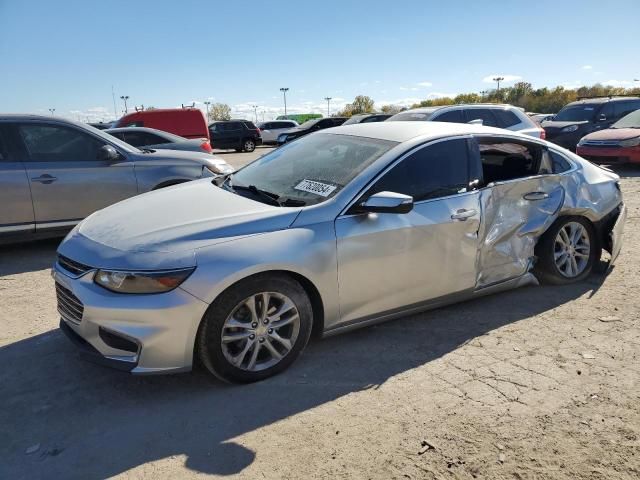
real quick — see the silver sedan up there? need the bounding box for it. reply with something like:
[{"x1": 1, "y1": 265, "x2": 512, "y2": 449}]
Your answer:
[
  {"x1": 54, "y1": 122, "x2": 626, "y2": 383},
  {"x1": 105, "y1": 126, "x2": 214, "y2": 154}
]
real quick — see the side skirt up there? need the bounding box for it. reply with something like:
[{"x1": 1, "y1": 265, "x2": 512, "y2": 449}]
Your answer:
[{"x1": 322, "y1": 273, "x2": 538, "y2": 338}]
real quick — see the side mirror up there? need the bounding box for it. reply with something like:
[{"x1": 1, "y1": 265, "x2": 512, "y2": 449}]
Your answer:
[
  {"x1": 97, "y1": 144, "x2": 120, "y2": 162},
  {"x1": 598, "y1": 114, "x2": 607, "y2": 122},
  {"x1": 358, "y1": 191, "x2": 413, "y2": 214},
  {"x1": 468, "y1": 118, "x2": 483, "y2": 125}
]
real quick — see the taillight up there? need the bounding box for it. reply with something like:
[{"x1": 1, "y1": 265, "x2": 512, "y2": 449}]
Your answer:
[
  {"x1": 539, "y1": 129, "x2": 546, "y2": 140},
  {"x1": 201, "y1": 141, "x2": 212, "y2": 153}
]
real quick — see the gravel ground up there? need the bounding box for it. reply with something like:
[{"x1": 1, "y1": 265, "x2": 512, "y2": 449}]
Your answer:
[{"x1": 0, "y1": 161, "x2": 638, "y2": 480}]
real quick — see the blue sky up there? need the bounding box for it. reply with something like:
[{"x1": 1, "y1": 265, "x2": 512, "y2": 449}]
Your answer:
[{"x1": 1, "y1": 0, "x2": 639, "y2": 122}]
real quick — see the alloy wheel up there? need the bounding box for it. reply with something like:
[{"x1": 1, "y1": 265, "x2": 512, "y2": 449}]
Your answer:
[
  {"x1": 221, "y1": 292, "x2": 300, "y2": 371},
  {"x1": 553, "y1": 221, "x2": 591, "y2": 278}
]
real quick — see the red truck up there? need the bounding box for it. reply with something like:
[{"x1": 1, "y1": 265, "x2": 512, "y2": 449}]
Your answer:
[{"x1": 113, "y1": 108, "x2": 210, "y2": 140}]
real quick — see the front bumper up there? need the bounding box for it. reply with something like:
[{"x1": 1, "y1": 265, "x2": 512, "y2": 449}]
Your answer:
[
  {"x1": 53, "y1": 262, "x2": 209, "y2": 374},
  {"x1": 576, "y1": 145, "x2": 640, "y2": 164}
]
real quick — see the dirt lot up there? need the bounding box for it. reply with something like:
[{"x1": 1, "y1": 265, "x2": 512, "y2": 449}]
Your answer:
[{"x1": 1, "y1": 159, "x2": 639, "y2": 480}]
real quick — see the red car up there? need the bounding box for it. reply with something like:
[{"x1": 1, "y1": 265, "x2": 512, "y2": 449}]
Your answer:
[
  {"x1": 577, "y1": 109, "x2": 640, "y2": 164},
  {"x1": 112, "y1": 108, "x2": 210, "y2": 141}
]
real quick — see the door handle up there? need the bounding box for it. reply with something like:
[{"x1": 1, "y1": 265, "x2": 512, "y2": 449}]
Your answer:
[
  {"x1": 451, "y1": 208, "x2": 477, "y2": 221},
  {"x1": 523, "y1": 191, "x2": 549, "y2": 201},
  {"x1": 31, "y1": 174, "x2": 58, "y2": 184}
]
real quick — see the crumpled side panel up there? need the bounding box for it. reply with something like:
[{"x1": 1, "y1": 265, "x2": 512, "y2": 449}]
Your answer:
[{"x1": 476, "y1": 177, "x2": 564, "y2": 287}]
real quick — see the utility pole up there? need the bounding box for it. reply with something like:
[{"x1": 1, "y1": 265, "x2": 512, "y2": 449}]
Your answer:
[
  {"x1": 204, "y1": 101, "x2": 211, "y2": 121},
  {"x1": 280, "y1": 87, "x2": 289, "y2": 117},
  {"x1": 262, "y1": 111, "x2": 265, "y2": 122},
  {"x1": 120, "y1": 95, "x2": 130, "y2": 114},
  {"x1": 48, "y1": 108, "x2": 55, "y2": 116},
  {"x1": 252, "y1": 105, "x2": 259, "y2": 123},
  {"x1": 480, "y1": 90, "x2": 487, "y2": 101},
  {"x1": 324, "y1": 97, "x2": 332, "y2": 117},
  {"x1": 493, "y1": 77, "x2": 504, "y2": 95}
]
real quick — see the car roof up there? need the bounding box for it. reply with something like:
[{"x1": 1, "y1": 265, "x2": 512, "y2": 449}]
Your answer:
[
  {"x1": 567, "y1": 96, "x2": 640, "y2": 106},
  {"x1": 324, "y1": 121, "x2": 520, "y2": 143}
]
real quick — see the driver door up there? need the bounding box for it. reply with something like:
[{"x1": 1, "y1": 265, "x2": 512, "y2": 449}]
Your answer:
[
  {"x1": 335, "y1": 138, "x2": 481, "y2": 323},
  {"x1": 17, "y1": 122, "x2": 137, "y2": 228}
]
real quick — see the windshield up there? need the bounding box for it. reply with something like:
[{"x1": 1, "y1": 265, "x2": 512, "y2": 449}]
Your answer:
[
  {"x1": 388, "y1": 109, "x2": 437, "y2": 121},
  {"x1": 554, "y1": 105, "x2": 597, "y2": 122},
  {"x1": 228, "y1": 133, "x2": 397, "y2": 206},
  {"x1": 298, "y1": 119, "x2": 321, "y2": 128},
  {"x1": 613, "y1": 109, "x2": 640, "y2": 128}
]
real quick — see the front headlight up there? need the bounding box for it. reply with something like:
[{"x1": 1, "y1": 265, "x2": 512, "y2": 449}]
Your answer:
[
  {"x1": 619, "y1": 137, "x2": 640, "y2": 148},
  {"x1": 206, "y1": 163, "x2": 234, "y2": 175},
  {"x1": 577, "y1": 137, "x2": 587, "y2": 146},
  {"x1": 94, "y1": 268, "x2": 195, "y2": 294},
  {"x1": 561, "y1": 125, "x2": 579, "y2": 133}
]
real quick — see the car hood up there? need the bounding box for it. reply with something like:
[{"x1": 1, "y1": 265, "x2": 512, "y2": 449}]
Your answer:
[
  {"x1": 581, "y1": 128, "x2": 640, "y2": 141},
  {"x1": 75, "y1": 179, "x2": 301, "y2": 256},
  {"x1": 542, "y1": 120, "x2": 589, "y2": 130}
]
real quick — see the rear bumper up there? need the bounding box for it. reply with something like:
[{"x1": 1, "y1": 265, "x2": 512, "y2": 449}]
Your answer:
[
  {"x1": 576, "y1": 146, "x2": 640, "y2": 164},
  {"x1": 609, "y1": 203, "x2": 626, "y2": 266}
]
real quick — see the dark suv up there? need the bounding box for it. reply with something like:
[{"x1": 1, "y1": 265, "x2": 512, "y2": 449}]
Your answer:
[
  {"x1": 209, "y1": 120, "x2": 262, "y2": 152},
  {"x1": 542, "y1": 96, "x2": 640, "y2": 151}
]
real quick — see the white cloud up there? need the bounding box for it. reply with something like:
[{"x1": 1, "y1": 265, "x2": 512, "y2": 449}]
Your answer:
[
  {"x1": 417, "y1": 81, "x2": 433, "y2": 87},
  {"x1": 603, "y1": 79, "x2": 634, "y2": 87},
  {"x1": 582, "y1": 65, "x2": 593, "y2": 70},
  {"x1": 482, "y1": 74, "x2": 522, "y2": 84},
  {"x1": 400, "y1": 86, "x2": 419, "y2": 91},
  {"x1": 425, "y1": 91, "x2": 456, "y2": 99}
]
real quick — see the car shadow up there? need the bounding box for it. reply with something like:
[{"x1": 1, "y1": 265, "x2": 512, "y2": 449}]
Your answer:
[
  {"x1": 0, "y1": 238, "x2": 60, "y2": 276},
  {"x1": 0, "y1": 269, "x2": 610, "y2": 479},
  {"x1": 607, "y1": 164, "x2": 640, "y2": 178}
]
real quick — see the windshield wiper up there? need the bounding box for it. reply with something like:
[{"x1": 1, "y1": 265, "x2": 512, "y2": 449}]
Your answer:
[{"x1": 232, "y1": 184, "x2": 282, "y2": 206}]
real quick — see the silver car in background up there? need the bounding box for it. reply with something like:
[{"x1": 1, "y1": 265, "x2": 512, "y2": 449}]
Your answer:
[
  {"x1": 0, "y1": 115, "x2": 233, "y2": 243},
  {"x1": 257, "y1": 120, "x2": 298, "y2": 144},
  {"x1": 105, "y1": 126, "x2": 214, "y2": 154},
  {"x1": 55, "y1": 122, "x2": 625, "y2": 383},
  {"x1": 388, "y1": 103, "x2": 545, "y2": 138}
]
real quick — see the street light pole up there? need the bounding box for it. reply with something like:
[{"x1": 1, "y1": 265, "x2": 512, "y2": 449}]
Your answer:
[
  {"x1": 120, "y1": 95, "x2": 130, "y2": 114},
  {"x1": 48, "y1": 108, "x2": 55, "y2": 116},
  {"x1": 480, "y1": 90, "x2": 487, "y2": 101},
  {"x1": 493, "y1": 77, "x2": 504, "y2": 95},
  {"x1": 204, "y1": 101, "x2": 211, "y2": 121},
  {"x1": 280, "y1": 87, "x2": 289, "y2": 117},
  {"x1": 252, "y1": 105, "x2": 259, "y2": 123},
  {"x1": 324, "y1": 97, "x2": 332, "y2": 117}
]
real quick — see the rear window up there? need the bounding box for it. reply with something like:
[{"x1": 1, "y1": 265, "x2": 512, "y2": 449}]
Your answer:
[
  {"x1": 432, "y1": 109, "x2": 465, "y2": 123},
  {"x1": 466, "y1": 109, "x2": 498, "y2": 127},
  {"x1": 389, "y1": 110, "x2": 437, "y2": 121},
  {"x1": 243, "y1": 121, "x2": 258, "y2": 130},
  {"x1": 554, "y1": 105, "x2": 598, "y2": 122}
]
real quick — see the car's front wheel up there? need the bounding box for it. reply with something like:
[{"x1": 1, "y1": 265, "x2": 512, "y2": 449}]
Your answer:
[
  {"x1": 242, "y1": 138, "x2": 256, "y2": 152},
  {"x1": 196, "y1": 274, "x2": 313, "y2": 383},
  {"x1": 535, "y1": 216, "x2": 599, "y2": 284}
]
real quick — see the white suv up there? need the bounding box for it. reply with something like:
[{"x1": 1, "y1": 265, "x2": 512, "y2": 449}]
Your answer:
[{"x1": 388, "y1": 104, "x2": 545, "y2": 139}]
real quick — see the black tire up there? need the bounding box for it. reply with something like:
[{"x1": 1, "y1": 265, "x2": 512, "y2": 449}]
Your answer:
[
  {"x1": 196, "y1": 273, "x2": 313, "y2": 383},
  {"x1": 534, "y1": 216, "x2": 600, "y2": 285},
  {"x1": 242, "y1": 138, "x2": 256, "y2": 152}
]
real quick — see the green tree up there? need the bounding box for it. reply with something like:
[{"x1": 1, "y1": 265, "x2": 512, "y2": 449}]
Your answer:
[
  {"x1": 338, "y1": 95, "x2": 376, "y2": 116},
  {"x1": 380, "y1": 104, "x2": 403, "y2": 114},
  {"x1": 209, "y1": 103, "x2": 231, "y2": 121}
]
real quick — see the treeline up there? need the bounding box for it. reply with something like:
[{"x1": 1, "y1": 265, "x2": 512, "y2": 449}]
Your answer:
[{"x1": 410, "y1": 82, "x2": 640, "y2": 113}]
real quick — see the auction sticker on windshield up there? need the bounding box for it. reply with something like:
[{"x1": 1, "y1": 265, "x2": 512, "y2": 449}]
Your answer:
[{"x1": 294, "y1": 179, "x2": 337, "y2": 197}]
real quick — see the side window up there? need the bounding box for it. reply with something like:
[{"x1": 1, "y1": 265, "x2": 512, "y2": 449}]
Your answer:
[
  {"x1": 144, "y1": 133, "x2": 170, "y2": 145},
  {"x1": 228, "y1": 122, "x2": 242, "y2": 131},
  {"x1": 0, "y1": 126, "x2": 10, "y2": 161},
  {"x1": 19, "y1": 124, "x2": 104, "y2": 162},
  {"x1": 318, "y1": 119, "x2": 333, "y2": 128},
  {"x1": 466, "y1": 109, "x2": 498, "y2": 127},
  {"x1": 109, "y1": 131, "x2": 127, "y2": 142},
  {"x1": 477, "y1": 139, "x2": 543, "y2": 183},
  {"x1": 614, "y1": 101, "x2": 640, "y2": 119},
  {"x1": 549, "y1": 150, "x2": 572, "y2": 173},
  {"x1": 122, "y1": 131, "x2": 148, "y2": 147},
  {"x1": 432, "y1": 109, "x2": 465, "y2": 123},
  {"x1": 599, "y1": 103, "x2": 614, "y2": 120},
  {"x1": 492, "y1": 110, "x2": 521, "y2": 128},
  {"x1": 368, "y1": 139, "x2": 470, "y2": 202}
]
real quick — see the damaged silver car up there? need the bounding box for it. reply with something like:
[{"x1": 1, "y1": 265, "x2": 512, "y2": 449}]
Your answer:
[{"x1": 54, "y1": 122, "x2": 626, "y2": 383}]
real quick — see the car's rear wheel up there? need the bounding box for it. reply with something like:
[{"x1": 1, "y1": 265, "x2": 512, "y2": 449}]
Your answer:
[
  {"x1": 534, "y1": 217, "x2": 598, "y2": 285},
  {"x1": 196, "y1": 274, "x2": 313, "y2": 383},
  {"x1": 242, "y1": 138, "x2": 256, "y2": 152}
]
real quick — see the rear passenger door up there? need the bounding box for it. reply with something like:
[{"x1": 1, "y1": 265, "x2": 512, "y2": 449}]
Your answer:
[
  {"x1": 473, "y1": 136, "x2": 565, "y2": 287},
  {"x1": 17, "y1": 122, "x2": 138, "y2": 228},
  {"x1": 0, "y1": 123, "x2": 35, "y2": 236}
]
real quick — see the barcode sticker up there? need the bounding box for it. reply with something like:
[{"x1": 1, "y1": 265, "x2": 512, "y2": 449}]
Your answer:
[{"x1": 294, "y1": 179, "x2": 337, "y2": 197}]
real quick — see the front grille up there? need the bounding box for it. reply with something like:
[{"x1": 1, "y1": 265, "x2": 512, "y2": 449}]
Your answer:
[
  {"x1": 56, "y1": 282, "x2": 84, "y2": 325},
  {"x1": 582, "y1": 140, "x2": 620, "y2": 147},
  {"x1": 58, "y1": 255, "x2": 92, "y2": 277}
]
